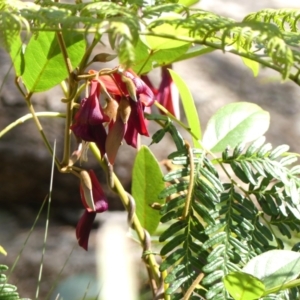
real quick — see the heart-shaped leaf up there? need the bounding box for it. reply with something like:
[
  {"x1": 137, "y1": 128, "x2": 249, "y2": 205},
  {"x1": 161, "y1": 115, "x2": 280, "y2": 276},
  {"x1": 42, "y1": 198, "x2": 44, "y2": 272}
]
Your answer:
[{"x1": 202, "y1": 102, "x2": 270, "y2": 152}]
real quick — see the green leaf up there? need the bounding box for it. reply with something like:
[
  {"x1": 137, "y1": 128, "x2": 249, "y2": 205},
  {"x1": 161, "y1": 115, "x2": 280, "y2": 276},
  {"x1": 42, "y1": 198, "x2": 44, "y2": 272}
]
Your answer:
[
  {"x1": 223, "y1": 272, "x2": 265, "y2": 300},
  {"x1": 160, "y1": 233, "x2": 186, "y2": 256},
  {"x1": 159, "y1": 220, "x2": 187, "y2": 242},
  {"x1": 243, "y1": 250, "x2": 300, "y2": 291},
  {"x1": 241, "y1": 57, "x2": 260, "y2": 77},
  {"x1": 202, "y1": 232, "x2": 227, "y2": 250},
  {"x1": 203, "y1": 102, "x2": 270, "y2": 153},
  {"x1": 132, "y1": 146, "x2": 165, "y2": 234},
  {"x1": 168, "y1": 69, "x2": 201, "y2": 147},
  {"x1": 132, "y1": 38, "x2": 190, "y2": 74},
  {"x1": 22, "y1": 31, "x2": 85, "y2": 92},
  {"x1": 160, "y1": 248, "x2": 185, "y2": 271}
]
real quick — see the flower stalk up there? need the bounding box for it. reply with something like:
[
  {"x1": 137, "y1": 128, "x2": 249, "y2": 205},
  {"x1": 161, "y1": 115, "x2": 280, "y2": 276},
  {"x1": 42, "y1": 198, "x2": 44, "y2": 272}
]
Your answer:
[{"x1": 89, "y1": 143, "x2": 162, "y2": 290}]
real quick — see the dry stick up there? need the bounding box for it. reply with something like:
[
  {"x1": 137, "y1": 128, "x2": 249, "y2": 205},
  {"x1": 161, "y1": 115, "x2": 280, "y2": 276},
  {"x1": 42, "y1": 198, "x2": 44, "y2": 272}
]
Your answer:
[
  {"x1": 182, "y1": 140, "x2": 195, "y2": 220},
  {"x1": 183, "y1": 272, "x2": 205, "y2": 300},
  {"x1": 89, "y1": 144, "x2": 162, "y2": 293}
]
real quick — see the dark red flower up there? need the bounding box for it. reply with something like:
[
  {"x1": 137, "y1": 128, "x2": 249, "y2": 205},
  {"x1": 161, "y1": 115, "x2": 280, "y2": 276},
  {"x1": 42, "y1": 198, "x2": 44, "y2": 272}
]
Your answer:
[
  {"x1": 76, "y1": 170, "x2": 108, "y2": 250},
  {"x1": 142, "y1": 65, "x2": 180, "y2": 118},
  {"x1": 71, "y1": 80, "x2": 109, "y2": 157},
  {"x1": 101, "y1": 70, "x2": 154, "y2": 107},
  {"x1": 71, "y1": 69, "x2": 154, "y2": 164},
  {"x1": 100, "y1": 70, "x2": 154, "y2": 164},
  {"x1": 156, "y1": 66, "x2": 180, "y2": 118}
]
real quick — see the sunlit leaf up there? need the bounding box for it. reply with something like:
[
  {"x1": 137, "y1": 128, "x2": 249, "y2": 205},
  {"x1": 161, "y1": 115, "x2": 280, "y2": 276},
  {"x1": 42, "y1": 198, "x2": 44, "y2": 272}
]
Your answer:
[
  {"x1": 132, "y1": 146, "x2": 165, "y2": 234},
  {"x1": 224, "y1": 272, "x2": 265, "y2": 300},
  {"x1": 203, "y1": 102, "x2": 270, "y2": 152},
  {"x1": 22, "y1": 31, "x2": 85, "y2": 92},
  {"x1": 241, "y1": 57, "x2": 260, "y2": 77},
  {"x1": 168, "y1": 69, "x2": 202, "y2": 147},
  {"x1": 144, "y1": 13, "x2": 190, "y2": 50}
]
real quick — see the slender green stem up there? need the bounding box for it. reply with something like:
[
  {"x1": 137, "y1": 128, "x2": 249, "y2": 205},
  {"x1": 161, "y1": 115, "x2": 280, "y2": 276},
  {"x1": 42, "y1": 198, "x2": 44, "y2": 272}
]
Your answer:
[
  {"x1": 89, "y1": 143, "x2": 161, "y2": 285},
  {"x1": 78, "y1": 37, "x2": 99, "y2": 74},
  {"x1": 154, "y1": 101, "x2": 192, "y2": 135},
  {"x1": 55, "y1": 28, "x2": 76, "y2": 168},
  {"x1": 61, "y1": 98, "x2": 74, "y2": 168},
  {"x1": 263, "y1": 278, "x2": 300, "y2": 296},
  {"x1": 56, "y1": 26, "x2": 73, "y2": 76},
  {"x1": 0, "y1": 112, "x2": 65, "y2": 138}
]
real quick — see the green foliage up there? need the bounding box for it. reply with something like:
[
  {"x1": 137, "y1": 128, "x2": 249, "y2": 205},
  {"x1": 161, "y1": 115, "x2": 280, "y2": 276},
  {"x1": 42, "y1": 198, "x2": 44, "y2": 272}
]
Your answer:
[
  {"x1": 1, "y1": 1, "x2": 300, "y2": 80},
  {"x1": 153, "y1": 101, "x2": 300, "y2": 299}
]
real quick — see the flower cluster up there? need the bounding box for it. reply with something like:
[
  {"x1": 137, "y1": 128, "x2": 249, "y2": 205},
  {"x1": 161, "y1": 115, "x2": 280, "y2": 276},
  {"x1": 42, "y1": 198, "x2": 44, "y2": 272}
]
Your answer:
[
  {"x1": 71, "y1": 67, "x2": 179, "y2": 250},
  {"x1": 71, "y1": 68, "x2": 154, "y2": 250},
  {"x1": 71, "y1": 69, "x2": 154, "y2": 165}
]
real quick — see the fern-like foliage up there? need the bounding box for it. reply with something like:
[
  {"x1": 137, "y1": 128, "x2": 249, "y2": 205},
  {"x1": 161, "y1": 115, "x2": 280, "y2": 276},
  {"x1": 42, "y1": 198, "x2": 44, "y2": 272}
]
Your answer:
[
  {"x1": 0, "y1": 265, "x2": 24, "y2": 300},
  {"x1": 1, "y1": 1, "x2": 300, "y2": 80},
  {"x1": 157, "y1": 128, "x2": 300, "y2": 299}
]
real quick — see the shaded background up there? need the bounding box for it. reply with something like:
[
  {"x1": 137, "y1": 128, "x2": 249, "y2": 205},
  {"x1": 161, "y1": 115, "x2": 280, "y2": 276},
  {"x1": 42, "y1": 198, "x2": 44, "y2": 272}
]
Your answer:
[{"x1": 1, "y1": 0, "x2": 300, "y2": 298}]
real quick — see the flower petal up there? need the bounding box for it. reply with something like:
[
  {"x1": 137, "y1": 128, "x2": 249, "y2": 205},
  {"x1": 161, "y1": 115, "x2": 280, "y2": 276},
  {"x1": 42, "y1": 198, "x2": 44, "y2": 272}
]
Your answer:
[
  {"x1": 89, "y1": 170, "x2": 109, "y2": 213},
  {"x1": 157, "y1": 66, "x2": 180, "y2": 118},
  {"x1": 76, "y1": 210, "x2": 96, "y2": 250},
  {"x1": 106, "y1": 118, "x2": 127, "y2": 164}
]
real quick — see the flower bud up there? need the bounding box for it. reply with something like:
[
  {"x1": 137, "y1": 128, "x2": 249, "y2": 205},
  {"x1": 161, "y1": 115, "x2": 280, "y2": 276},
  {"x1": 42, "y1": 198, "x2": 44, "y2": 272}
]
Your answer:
[
  {"x1": 80, "y1": 170, "x2": 96, "y2": 211},
  {"x1": 121, "y1": 74, "x2": 138, "y2": 102},
  {"x1": 118, "y1": 98, "x2": 131, "y2": 124}
]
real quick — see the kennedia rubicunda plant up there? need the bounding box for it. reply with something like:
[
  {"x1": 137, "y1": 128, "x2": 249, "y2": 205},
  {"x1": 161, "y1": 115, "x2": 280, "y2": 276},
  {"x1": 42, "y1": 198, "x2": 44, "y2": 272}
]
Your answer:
[{"x1": 3, "y1": 3, "x2": 300, "y2": 299}]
